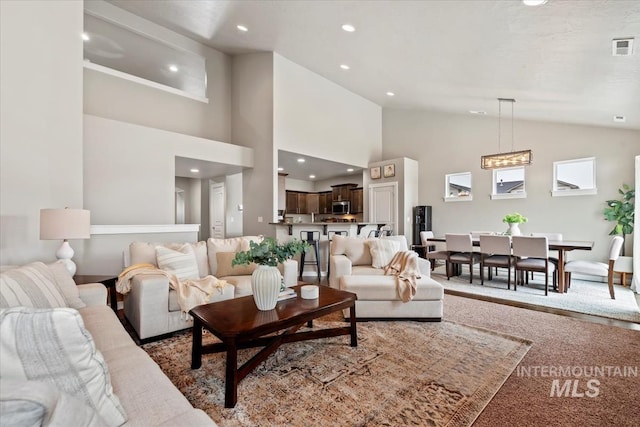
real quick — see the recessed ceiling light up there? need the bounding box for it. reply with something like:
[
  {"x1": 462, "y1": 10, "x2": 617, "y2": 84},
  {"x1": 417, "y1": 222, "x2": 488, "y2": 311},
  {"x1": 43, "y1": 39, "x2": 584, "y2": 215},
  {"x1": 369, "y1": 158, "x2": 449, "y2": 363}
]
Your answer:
[
  {"x1": 190, "y1": 168, "x2": 199, "y2": 173},
  {"x1": 340, "y1": 64, "x2": 350, "y2": 70},
  {"x1": 297, "y1": 158, "x2": 305, "y2": 163},
  {"x1": 386, "y1": 92, "x2": 395, "y2": 97},
  {"x1": 342, "y1": 24, "x2": 355, "y2": 32},
  {"x1": 309, "y1": 175, "x2": 316, "y2": 179},
  {"x1": 522, "y1": 0, "x2": 548, "y2": 6},
  {"x1": 469, "y1": 110, "x2": 487, "y2": 115},
  {"x1": 168, "y1": 65, "x2": 179, "y2": 72},
  {"x1": 236, "y1": 25, "x2": 248, "y2": 32},
  {"x1": 613, "y1": 115, "x2": 626, "y2": 123},
  {"x1": 81, "y1": 32, "x2": 90, "y2": 42},
  {"x1": 347, "y1": 168, "x2": 354, "y2": 172},
  {"x1": 277, "y1": 167, "x2": 284, "y2": 171}
]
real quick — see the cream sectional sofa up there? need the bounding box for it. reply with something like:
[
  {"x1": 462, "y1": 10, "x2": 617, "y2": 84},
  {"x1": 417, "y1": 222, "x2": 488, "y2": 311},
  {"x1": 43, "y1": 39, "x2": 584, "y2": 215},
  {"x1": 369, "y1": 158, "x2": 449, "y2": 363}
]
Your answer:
[
  {"x1": 329, "y1": 235, "x2": 444, "y2": 320},
  {"x1": 124, "y1": 236, "x2": 298, "y2": 341},
  {"x1": 0, "y1": 261, "x2": 215, "y2": 426}
]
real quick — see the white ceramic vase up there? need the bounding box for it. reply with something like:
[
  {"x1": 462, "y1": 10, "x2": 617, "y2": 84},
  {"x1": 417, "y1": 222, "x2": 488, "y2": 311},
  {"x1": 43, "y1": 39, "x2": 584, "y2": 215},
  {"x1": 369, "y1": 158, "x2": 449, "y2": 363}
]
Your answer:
[
  {"x1": 251, "y1": 265, "x2": 282, "y2": 311},
  {"x1": 507, "y1": 223, "x2": 522, "y2": 236}
]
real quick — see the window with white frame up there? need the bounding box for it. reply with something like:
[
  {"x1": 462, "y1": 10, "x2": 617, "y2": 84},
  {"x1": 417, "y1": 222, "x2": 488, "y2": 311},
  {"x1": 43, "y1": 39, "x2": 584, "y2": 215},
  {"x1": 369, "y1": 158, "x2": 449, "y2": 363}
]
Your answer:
[
  {"x1": 445, "y1": 172, "x2": 472, "y2": 201},
  {"x1": 491, "y1": 167, "x2": 526, "y2": 200},
  {"x1": 552, "y1": 157, "x2": 597, "y2": 197}
]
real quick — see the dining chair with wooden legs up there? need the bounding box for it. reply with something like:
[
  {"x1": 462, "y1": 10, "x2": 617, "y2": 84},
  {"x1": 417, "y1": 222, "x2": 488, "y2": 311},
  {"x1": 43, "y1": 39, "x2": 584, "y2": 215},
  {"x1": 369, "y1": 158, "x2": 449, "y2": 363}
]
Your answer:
[
  {"x1": 479, "y1": 235, "x2": 514, "y2": 290},
  {"x1": 445, "y1": 233, "x2": 480, "y2": 283},
  {"x1": 512, "y1": 236, "x2": 556, "y2": 296}
]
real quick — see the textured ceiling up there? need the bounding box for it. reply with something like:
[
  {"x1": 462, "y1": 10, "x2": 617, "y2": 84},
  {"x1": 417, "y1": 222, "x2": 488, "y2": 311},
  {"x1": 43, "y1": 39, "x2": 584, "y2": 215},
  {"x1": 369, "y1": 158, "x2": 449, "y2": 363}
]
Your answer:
[{"x1": 108, "y1": 0, "x2": 640, "y2": 131}]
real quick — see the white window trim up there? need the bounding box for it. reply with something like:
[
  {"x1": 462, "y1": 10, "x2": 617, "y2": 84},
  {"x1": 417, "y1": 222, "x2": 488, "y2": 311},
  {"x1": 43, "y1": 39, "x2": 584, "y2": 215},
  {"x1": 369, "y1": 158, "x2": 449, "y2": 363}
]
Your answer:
[
  {"x1": 444, "y1": 172, "x2": 472, "y2": 202},
  {"x1": 491, "y1": 166, "x2": 526, "y2": 200},
  {"x1": 552, "y1": 157, "x2": 597, "y2": 197}
]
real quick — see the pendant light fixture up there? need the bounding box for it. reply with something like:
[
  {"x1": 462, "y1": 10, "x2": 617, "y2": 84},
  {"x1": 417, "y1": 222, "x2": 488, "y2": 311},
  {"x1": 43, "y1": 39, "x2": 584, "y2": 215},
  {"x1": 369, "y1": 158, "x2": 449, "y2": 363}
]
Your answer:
[{"x1": 481, "y1": 98, "x2": 532, "y2": 169}]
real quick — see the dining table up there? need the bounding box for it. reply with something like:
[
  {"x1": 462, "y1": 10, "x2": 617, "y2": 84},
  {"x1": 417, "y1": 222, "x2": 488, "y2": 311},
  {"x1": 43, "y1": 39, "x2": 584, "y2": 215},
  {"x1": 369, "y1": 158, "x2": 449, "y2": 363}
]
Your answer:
[{"x1": 426, "y1": 236, "x2": 595, "y2": 293}]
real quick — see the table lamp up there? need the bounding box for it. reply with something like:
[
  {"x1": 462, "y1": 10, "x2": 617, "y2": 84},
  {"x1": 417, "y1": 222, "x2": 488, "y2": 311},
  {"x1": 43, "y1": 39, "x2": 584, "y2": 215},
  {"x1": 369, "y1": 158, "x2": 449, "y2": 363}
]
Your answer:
[{"x1": 40, "y1": 208, "x2": 91, "y2": 276}]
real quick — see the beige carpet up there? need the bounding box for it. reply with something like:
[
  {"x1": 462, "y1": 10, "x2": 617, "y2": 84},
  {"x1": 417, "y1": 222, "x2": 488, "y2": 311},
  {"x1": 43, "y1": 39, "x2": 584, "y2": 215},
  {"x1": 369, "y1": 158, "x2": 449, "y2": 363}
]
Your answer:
[{"x1": 142, "y1": 319, "x2": 531, "y2": 426}]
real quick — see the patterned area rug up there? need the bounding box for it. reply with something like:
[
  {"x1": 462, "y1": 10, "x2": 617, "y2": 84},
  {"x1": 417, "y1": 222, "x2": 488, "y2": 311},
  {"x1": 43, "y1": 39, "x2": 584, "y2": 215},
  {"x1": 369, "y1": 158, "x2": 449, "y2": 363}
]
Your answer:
[
  {"x1": 430, "y1": 265, "x2": 640, "y2": 323},
  {"x1": 142, "y1": 320, "x2": 531, "y2": 427}
]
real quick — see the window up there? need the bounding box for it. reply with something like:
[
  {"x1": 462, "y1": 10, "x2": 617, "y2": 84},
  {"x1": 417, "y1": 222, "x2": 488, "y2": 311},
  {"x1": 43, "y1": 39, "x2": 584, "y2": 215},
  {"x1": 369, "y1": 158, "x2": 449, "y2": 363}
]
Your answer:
[
  {"x1": 491, "y1": 167, "x2": 526, "y2": 200},
  {"x1": 445, "y1": 172, "x2": 472, "y2": 202},
  {"x1": 552, "y1": 157, "x2": 597, "y2": 197}
]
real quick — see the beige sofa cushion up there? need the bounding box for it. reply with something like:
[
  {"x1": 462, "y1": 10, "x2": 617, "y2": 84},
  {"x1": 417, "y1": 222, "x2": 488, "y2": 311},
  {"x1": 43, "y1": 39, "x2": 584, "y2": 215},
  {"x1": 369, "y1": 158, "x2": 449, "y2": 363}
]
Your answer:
[
  {"x1": 130, "y1": 242, "x2": 209, "y2": 277},
  {"x1": 340, "y1": 275, "x2": 444, "y2": 301},
  {"x1": 155, "y1": 245, "x2": 200, "y2": 281},
  {"x1": 368, "y1": 239, "x2": 403, "y2": 268},
  {"x1": 331, "y1": 235, "x2": 376, "y2": 266},
  {"x1": 47, "y1": 261, "x2": 86, "y2": 309},
  {"x1": 206, "y1": 236, "x2": 262, "y2": 275},
  {"x1": 0, "y1": 262, "x2": 68, "y2": 309},
  {"x1": 216, "y1": 252, "x2": 257, "y2": 277},
  {"x1": 0, "y1": 307, "x2": 127, "y2": 426}
]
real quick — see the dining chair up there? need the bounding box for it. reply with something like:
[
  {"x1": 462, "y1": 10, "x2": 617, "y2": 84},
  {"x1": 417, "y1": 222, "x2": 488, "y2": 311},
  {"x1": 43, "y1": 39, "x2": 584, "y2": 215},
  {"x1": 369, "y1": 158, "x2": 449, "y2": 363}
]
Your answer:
[
  {"x1": 479, "y1": 235, "x2": 513, "y2": 289},
  {"x1": 563, "y1": 235, "x2": 624, "y2": 299},
  {"x1": 530, "y1": 232, "x2": 563, "y2": 288},
  {"x1": 420, "y1": 231, "x2": 448, "y2": 271},
  {"x1": 445, "y1": 233, "x2": 480, "y2": 283},
  {"x1": 512, "y1": 236, "x2": 555, "y2": 296}
]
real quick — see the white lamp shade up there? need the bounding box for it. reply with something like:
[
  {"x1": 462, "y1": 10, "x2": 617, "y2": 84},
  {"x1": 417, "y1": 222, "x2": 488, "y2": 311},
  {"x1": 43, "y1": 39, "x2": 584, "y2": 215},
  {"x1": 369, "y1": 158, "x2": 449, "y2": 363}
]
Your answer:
[{"x1": 40, "y1": 208, "x2": 91, "y2": 240}]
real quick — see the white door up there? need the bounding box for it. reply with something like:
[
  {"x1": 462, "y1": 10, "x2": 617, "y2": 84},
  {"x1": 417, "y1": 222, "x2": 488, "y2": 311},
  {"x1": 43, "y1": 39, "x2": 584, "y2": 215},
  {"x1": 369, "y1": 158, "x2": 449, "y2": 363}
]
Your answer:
[
  {"x1": 369, "y1": 182, "x2": 398, "y2": 232},
  {"x1": 210, "y1": 182, "x2": 225, "y2": 239}
]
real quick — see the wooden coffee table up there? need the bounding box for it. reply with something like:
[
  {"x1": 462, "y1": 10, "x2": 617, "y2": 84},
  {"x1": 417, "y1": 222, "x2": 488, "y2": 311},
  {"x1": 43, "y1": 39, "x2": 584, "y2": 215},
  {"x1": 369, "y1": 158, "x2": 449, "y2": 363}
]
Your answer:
[{"x1": 190, "y1": 284, "x2": 357, "y2": 408}]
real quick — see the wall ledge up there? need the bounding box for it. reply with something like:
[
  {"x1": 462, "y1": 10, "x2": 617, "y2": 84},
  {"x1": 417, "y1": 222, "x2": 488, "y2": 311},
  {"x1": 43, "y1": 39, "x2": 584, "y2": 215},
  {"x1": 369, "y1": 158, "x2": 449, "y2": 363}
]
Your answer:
[{"x1": 90, "y1": 224, "x2": 200, "y2": 235}]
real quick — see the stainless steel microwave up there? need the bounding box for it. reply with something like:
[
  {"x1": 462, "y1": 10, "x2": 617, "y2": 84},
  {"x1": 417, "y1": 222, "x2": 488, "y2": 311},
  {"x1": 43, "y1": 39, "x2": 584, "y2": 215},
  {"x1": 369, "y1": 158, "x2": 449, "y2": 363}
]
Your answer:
[{"x1": 332, "y1": 201, "x2": 351, "y2": 215}]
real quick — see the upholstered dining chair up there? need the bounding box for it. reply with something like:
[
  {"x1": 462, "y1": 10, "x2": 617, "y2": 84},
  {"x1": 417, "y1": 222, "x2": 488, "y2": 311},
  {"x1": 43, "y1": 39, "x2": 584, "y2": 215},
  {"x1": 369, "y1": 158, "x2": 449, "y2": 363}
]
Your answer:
[
  {"x1": 563, "y1": 235, "x2": 624, "y2": 299},
  {"x1": 445, "y1": 233, "x2": 480, "y2": 283},
  {"x1": 479, "y1": 235, "x2": 513, "y2": 289},
  {"x1": 530, "y1": 232, "x2": 563, "y2": 288},
  {"x1": 420, "y1": 231, "x2": 448, "y2": 271},
  {"x1": 512, "y1": 236, "x2": 555, "y2": 296}
]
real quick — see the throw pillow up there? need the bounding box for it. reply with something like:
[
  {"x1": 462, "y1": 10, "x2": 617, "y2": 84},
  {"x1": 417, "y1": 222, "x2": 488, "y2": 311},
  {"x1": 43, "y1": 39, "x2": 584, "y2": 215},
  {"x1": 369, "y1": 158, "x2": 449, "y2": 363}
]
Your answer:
[
  {"x1": 343, "y1": 238, "x2": 376, "y2": 266},
  {"x1": 207, "y1": 236, "x2": 263, "y2": 275},
  {"x1": 215, "y1": 252, "x2": 257, "y2": 277},
  {"x1": 0, "y1": 380, "x2": 107, "y2": 427},
  {"x1": 369, "y1": 238, "x2": 402, "y2": 269},
  {"x1": 48, "y1": 261, "x2": 86, "y2": 309},
  {"x1": 0, "y1": 262, "x2": 68, "y2": 308},
  {"x1": 156, "y1": 244, "x2": 200, "y2": 281},
  {"x1": 0, "y1": 307, "x2": 127, "y2": 426}
]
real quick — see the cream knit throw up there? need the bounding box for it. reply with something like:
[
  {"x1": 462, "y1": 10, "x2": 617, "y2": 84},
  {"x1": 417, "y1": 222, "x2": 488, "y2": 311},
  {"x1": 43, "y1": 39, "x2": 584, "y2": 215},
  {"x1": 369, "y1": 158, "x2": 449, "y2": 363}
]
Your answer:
[
  {"x1": 384, "y1": 251, "x2": 421, "y2": 302},
  {"x1": 116, "y1": 263, "x2": 227, "y2": 315}
]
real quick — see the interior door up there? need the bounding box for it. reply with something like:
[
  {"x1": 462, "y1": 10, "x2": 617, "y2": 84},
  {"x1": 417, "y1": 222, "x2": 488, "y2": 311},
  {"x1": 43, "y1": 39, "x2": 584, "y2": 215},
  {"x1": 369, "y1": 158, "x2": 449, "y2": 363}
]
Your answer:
[
  {"x1": 210, "y1": 182, "x2": 225, "y2": 239},
  {"x1": 369, "y1": 182, "x2": 398, "y2": 231}
]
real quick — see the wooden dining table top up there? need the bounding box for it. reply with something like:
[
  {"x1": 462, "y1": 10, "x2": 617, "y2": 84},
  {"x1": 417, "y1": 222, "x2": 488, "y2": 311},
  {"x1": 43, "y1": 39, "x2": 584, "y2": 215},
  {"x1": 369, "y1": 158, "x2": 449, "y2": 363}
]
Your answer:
[{"x1": 426, "y1": 236, "x2": 595, "y2": 251}]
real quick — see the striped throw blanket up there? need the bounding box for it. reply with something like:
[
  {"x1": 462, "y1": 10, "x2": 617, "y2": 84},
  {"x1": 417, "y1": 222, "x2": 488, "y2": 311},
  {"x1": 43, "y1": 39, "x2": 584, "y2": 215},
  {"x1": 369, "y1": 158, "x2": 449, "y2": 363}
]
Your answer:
[
  {"x1": 384, "y1": 251, "x2": 421, "y2": 302},
  {"x1": 116, "y1": 263, "x2": 227, "y2": 316}
]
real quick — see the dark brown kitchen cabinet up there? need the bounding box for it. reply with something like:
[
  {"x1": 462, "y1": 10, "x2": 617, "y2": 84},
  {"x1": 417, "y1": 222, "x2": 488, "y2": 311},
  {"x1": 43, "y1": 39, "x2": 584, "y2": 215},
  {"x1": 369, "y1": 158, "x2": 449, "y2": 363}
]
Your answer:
[
  {"x1": 318, "y1": 191, "x2": 332, "y2": 214},
  {"x1": 331, "y1": 183, "x2": 358, "y2": 202},
  {"x1": 286, "y1": 191, "x2": 309, "y2": 214},
  {"x1": 350, "y1": 187, "x2": 364, "y2": 213},
  {"x1": 307, "y1": 193, "x2": 319, "y2": 214}
]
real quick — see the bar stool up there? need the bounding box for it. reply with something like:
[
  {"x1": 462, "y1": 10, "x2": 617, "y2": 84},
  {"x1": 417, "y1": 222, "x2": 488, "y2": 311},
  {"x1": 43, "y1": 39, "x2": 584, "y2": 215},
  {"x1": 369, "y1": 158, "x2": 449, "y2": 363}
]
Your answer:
[
  {"x1": 326, "y1": 230, "x2": 349, "y2": 284},
  {"x1": 299, "y1": 231, "x2": 321, "y2": 283}
]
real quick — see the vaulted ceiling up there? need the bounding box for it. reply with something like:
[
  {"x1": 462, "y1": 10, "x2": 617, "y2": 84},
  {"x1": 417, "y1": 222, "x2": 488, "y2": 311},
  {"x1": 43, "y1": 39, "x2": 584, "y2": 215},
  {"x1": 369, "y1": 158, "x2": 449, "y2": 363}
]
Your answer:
[{"x1": 108, "y1": 0, "x2": 640, "y2": 131}]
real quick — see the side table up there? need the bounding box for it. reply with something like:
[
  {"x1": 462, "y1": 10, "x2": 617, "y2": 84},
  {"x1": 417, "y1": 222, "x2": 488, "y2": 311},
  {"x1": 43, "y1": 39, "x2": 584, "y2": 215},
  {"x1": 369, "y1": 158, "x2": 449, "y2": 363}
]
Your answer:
[{"x1": 74, "y1": 275, "x2": 118, "y2": 312}]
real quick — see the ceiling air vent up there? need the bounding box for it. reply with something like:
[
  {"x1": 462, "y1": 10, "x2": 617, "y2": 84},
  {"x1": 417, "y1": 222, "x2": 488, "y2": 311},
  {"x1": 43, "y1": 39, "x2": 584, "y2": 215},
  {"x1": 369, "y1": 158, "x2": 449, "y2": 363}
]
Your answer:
[{"x1": 612, "y1": 38, "x2": 634, "y2": 56}]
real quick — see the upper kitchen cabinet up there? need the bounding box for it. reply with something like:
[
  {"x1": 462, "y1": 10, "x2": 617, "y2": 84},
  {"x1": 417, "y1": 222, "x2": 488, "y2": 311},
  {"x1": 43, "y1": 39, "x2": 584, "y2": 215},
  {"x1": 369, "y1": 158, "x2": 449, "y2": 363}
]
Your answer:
[
  {"x1": 318, "y1": 191, "x2": 332, "y2": 214},
  {"x1": 332, "y1": 183, "x2": 358, "y2": 202},
  {"x1": 307, "y1": 193, "x2": 319, "y2": 214},
  {"x1": 286, "y1": 190, "x2": 308, "y2": 214},
  {"x1": 350, "y1": 187, "x2": 364, "y2": 214}
]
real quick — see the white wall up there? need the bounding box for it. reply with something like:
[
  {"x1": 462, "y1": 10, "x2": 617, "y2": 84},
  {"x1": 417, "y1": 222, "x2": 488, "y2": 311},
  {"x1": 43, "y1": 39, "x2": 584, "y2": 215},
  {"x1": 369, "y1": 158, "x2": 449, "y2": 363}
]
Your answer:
[
  {"x1": 273, "y1": 54, "x2": 382, "y2": 168},
  {"x1": 175, "y1": 177, "x2": 201, "y2": 224},
  {"x1": 231, "y1": 53, "x2": 276, "y2": 236},
  {"x1": 383, "y1": 109, "x2": 640, "y2": 261},
  {"x1": 83, "y1": 0, "x2": 232, "y2": 142},
  {"x1": 0, "y1": 0, "x2": 84, "y2": 265},
  {"x1": 84, "y1": 115, "x2": 253, "y2": 224}
]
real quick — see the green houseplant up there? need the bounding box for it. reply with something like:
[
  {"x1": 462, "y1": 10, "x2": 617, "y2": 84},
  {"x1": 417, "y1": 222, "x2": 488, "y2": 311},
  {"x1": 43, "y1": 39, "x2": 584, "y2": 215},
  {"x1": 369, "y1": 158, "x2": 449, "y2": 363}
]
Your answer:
[
  {"x1": 502, "y1": 212, "x2": 527, "y2": 236},
  {"x1": 603, "y1": 184, "x2": 635, "y2": 255},
  {"x1": 233, "y1": 238, "x2": 308, "y2": 310}
]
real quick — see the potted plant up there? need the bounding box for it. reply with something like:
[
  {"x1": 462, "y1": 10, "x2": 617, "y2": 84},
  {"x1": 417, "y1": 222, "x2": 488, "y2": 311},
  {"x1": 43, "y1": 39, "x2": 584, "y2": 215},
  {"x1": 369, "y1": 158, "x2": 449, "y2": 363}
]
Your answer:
[
  {"x1": 603, "y1": 184, "x2": 635, "y2": 255},
  {"x1": 502, "y1": 212, "x2": 527, "y2": 236},
  {"x1": 233, "y1": 237, "x2": 308, "y2": 310}
]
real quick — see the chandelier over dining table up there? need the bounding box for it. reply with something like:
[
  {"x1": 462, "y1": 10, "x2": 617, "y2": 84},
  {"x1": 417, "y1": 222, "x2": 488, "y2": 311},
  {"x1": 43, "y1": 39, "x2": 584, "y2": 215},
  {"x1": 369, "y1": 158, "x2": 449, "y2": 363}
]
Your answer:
[{"x1": 481, "y1": 98, "x2": 532, "y2": 169}]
